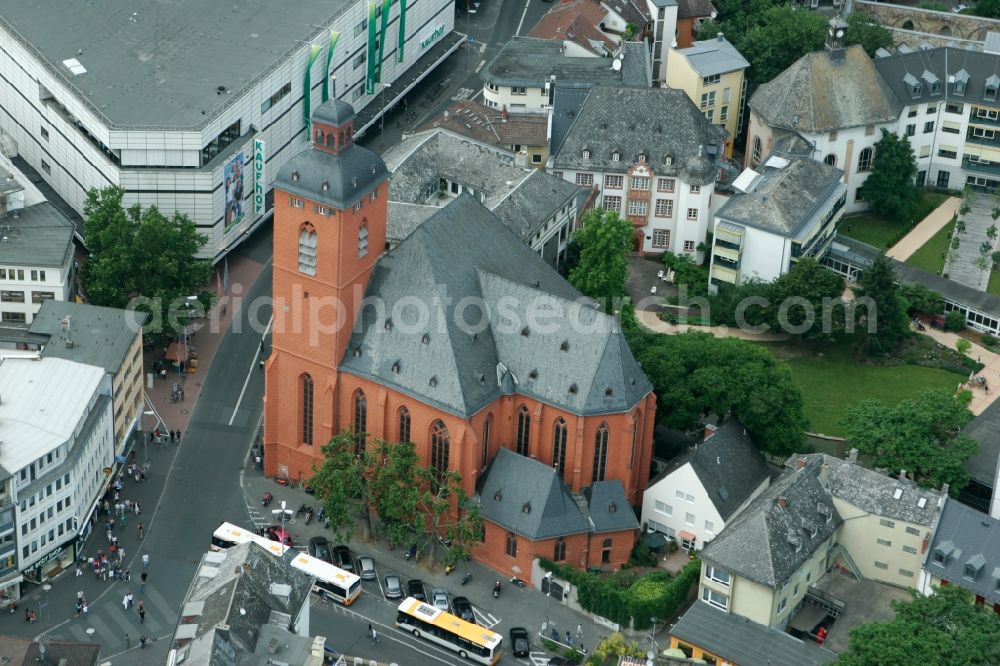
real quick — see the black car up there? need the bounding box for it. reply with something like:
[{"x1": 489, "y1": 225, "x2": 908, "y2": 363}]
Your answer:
[
  {"x1": 332, "y1": 545, "x2": 355, "y2": 573},
  {"x1": 308, "y1": 537, "x2": 332, "y2": 563},
  {"x1": 451, "y1": 596, "x2": 475, "y2": 623},
  {"x1": 510, "y1": 627, "x2": 530, "y2": 658},
  {"x1": 407, "y1": 578, "x2": 427, "y2": 602}
]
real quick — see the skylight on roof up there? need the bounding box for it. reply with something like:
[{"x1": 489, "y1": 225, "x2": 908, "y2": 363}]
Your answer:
[
  {"x1": 893, "y1": 487, "x2": 903, "y2": 500},
  {"x1": 62, "y1": 58, "x2": 87, "y2": 76},
  {"x1": 917, "y1": 497, "x2": 927, "y2": 508}
]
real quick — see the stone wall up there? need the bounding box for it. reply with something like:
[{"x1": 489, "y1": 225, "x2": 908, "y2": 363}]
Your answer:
[{"x1": 856, "y1": 0, "x2": 1000, "y2": 42}]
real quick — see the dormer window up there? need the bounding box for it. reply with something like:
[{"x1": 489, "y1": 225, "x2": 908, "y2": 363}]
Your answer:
[
  {"x1": 560, "y1": 340, "x2": 569, "y2": 351},
  {"x1": 494, "y1": 491, "x2": 503, "y2": 502},
  {"x1": 582, "y1": 149, "x2": 591, "y2": 159},
  {"x1": 421, "y1": 334, "x2": 430, "y2": 344},
  {"x1": 664, "y1": 155, "x2": 673, "y2": 166},
  {"x1": 922, "y1": 70, "x2": 940, "y2": 96},
  {"x1": 321, "y1": 180, "x2": 329, "y2": 191},
  {"x1": 568, "y1": 383, "x2": 578, "y2": 394},
  {"x1": 608, "y1": 501, "x2": 617, "y2": 513},
  {"x1": 611, "y1": 151, "x2": 621, "y2": 162},
  {"x1": 384, "y1": 318, "x2": 393, "y2": 331},
  {"x1": 987, "y1": 75, "x2": 1000, "y2": 102},
  {"x1": 954, "y1": 69, "x2": 969, "y2": 95},
  {"x1": 522, "y1": 502, "x2": 531, "y2": 514},
  {"x1": 965, "y1": 554, "x2": 985, "y2": 580},
  {"x1": 638, "y1": 152, "x2": 647, "y2": 164},
  {"x1": 391, "y1": 361, "x2": 401, "y2": 374},
  {"x1": 904, "y1": 73, "x2": 921, "y2": 99}
]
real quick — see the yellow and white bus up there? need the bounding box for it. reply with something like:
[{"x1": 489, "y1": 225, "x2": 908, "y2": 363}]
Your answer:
[
  {"x1": 210, "y1": 522, "x2": 361, "y2": 605},
  {"x1": 210, "y1": 522, "x2": 255, "y2": 551},
  {"x1": 396, "y1": 597, "x2": 503, "y2": 664},
  {"x1": 288, "y1": 551, "x2": 362, "y2": 605}
]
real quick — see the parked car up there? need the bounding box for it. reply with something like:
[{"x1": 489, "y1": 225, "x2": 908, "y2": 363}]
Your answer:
[
  {"x1": 407, "y1": 579, "x2": 427, "y2": 602},
  {"x1": 510, "y1": 627, "x2": 530, "y2": 658},
  {"x1": 265, "y1": 526, "x2": 294, "y2": 547},
  {"x1": 332, "y1": 545, "x2": 355, "y2": 573},
  {"x1": 384, "y1": 574, "x2": 403, "y2": 599},
  {"x1": 451, "y1": 596, "x2": 475, "y2": 623},
  {"x1": 357, "y1": 556, "x2": 377, "y2": 580},
  {"x1": 430, "y1": 587, "x2": 451, "y2": 612},
  {"x1": 308, "y1": 537, "x2": 332, "y2": 563}
]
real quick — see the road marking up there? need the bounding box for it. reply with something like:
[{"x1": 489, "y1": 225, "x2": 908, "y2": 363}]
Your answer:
[
  {"x1": 474, "y1": 59, "x2": 485, "y2": 74},
  {"x1": 529, "y1": 652, "x2": 552, "y2": 665},
  {"x1": 229, "y1": 315, "x2": 273, "y2": 426},
  {"x1": 515, "y1": 0, "x2": 530, "y2": 35},
  {"x1": 472, "y1": 607, "x2": 500, "y2": 628},
  {"x1": 452, "y1": 87, "x2": 474, "y2": 101}
]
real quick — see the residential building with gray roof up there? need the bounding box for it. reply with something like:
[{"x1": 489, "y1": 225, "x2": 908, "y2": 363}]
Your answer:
[
  {"x1": 709, "y1": 152, "x2": 847, "y2": 287},
  {"x1": 919, "y1": 498, "x2": 1000, "y2": 611},
  {"x1": 383, "y1": 129, "x2": 586, "y2": 269},
  {"x1": 551, "y1": 84, "x2": 726, "y2": 259},
  {"x1": 0, "y1": 0, "x2": 463, "y2": 263}
]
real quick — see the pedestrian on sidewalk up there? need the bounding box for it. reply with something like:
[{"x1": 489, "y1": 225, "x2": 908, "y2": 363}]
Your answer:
[
  {"x1": 370, "y1": 628, "x2": 379, "y2": 645},
  {"x1": 125, "y1": 634, "x2": 129, "y2": 649},
  {"x1": 134, "y1": 502, "x2": 141, "y2": 515},
  {"x1": 139, "y1": 635, "x2": 147, "y2": 649},
  {"x1": 122, "y1": 593, "x2": 129, "y2": 611},
  {"x1": 119, "y1": 514, "x2": 126, "y2": 529},
  {"x1": 140, "y1": 571, "x2": 147, "y2": 590},
  {"x1": 367, "y1": 623, "x2": 372, "y2": 638},
  {"x1": 142, "y1": 553, "x2": 149, "y2": 568},
  {"x1": 138, "y1": 523, "x2": 144, "y2": 540},
  {"x1": 576, "y1": 624, "x2": 583, "y2": 640},
  {"x1": 138, "y1": 601, "x2": 145, "y2": 624},
  {"x1": 23, "y1": 607, "x2": 29, "y2": 623},
  {"x1": 124, "y1": 570, "x2": 131, "y2": 583}
]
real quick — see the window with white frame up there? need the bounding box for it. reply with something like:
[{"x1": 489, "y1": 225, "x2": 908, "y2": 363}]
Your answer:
[
  {"x1": 654, "y1": 199, "x2": 673, "y2": 217},
  {"x1": 704, "y1": 520, "x2": 714, "y2": 533},
  {"x1": 631, "y1": 176, "x2": 650, "y2": 190},
  {"x1": 654, "y1": 500, "x2": 672, "y2": 516},
  {"x1": 690, "y1": 185, "x2": 701, "y2": 194},
  {"x1": 705, "y1": 565, "x2": 731, "y2": 586},
  {"x1": 290, "y1": 197, "x2": 304, "y2": 209},
  {"x1": 720, "y1": 106, "x2": 728, "y2": 122},
  {"x1": 701, "y1": 587, "x2": 729, "y2": 610},
  {"x1": 602, "y1": 195, "x2": 622, "y2": 212},
  {"x1": 627, "y1": 199, "x2": 648, "y2": 216},
  {"x1": 652, "y1": 228, "x2": 670, "y2": 248},
  {"x1": 700, "y1": 91, "x2": 715, "y2": 108},
  {"x1": 298, "y1": 225, "x2": 317, "y2": 276},
  {"x1": 703, "y1": 74, "x2": 720, "y2": 86},
  {"x1": 684, "y1": 240, "x2": 696, "y2": 252},
  {"x1": 511, "y1": 86, "x2": 527, "y2": 95},
  {"x1": 687, "y1": 208, "x2": 698, "y2": 221},
  {"x1": 657, "y1": 177, "x2": 675, "y2": 192},
  {"x1": 684, "y1": 512, "x2": 695, "y2": 526},
  {"x1": 752, "y1": 136, "x2": 762, "y2": 164},
  {"x1": 605, "y1": 175, "x2": 624, "y2": 189},
  {"x1": 778, "y1": 597, "x2": 788, "y2": 614},
  {"x1": 576, "y1": 172, "x2": 594, "y2": 186},
  {"x1": 675, "y1": 490, "x2": 685, "y2": 500}
]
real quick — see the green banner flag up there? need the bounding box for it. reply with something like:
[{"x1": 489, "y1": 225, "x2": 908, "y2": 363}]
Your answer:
[
  {"x1": 322, "y1": 31, "x2": 341, "y2": 102},
  {"x1": 397, "y1": 0, "x2": 406, "y2": 63},
  {"x1": 303, "y1": 44, "x2": 322, "y2": 134}
]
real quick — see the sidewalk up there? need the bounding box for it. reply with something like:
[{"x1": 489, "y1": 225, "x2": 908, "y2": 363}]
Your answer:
[
  {"x1": 886, "y1": 197, "x2": 959, "y2": 262},
  {"x1": 636, "y1": 309, "x2": 791, "y2": 342},
  {"x1": 917, "y1": 326, "x2": 1000, "y2": 415}
]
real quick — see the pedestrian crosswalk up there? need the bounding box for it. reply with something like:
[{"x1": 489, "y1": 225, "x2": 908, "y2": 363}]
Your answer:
[{"x1": 54, "y1": 584, "x2": 174, "y2": 651}]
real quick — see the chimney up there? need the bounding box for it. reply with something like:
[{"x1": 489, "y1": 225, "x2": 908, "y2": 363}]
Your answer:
[
  {"x1": 796, "y1": 457, "x2": 808, "y2": 471},
  {"x1": 717, "y1": 32, "x2": 724, "y2": 42},
  {"x1": 847, "y1": 448, "x2": 858, "y2": 463},
  {"x1": 941, "y1": 483, "x2": 950, "y2": 496},
  {"x1": 501, "y1": 106, "x2": 509, "y2": 122},
  {"x1": 899, "y1": 469, "x2": 907, "y2": 481},
  {"x1": 777, "y1": 496, "x2": 789, "y2": 509},
  {"x1": 921, "y1": 533, "x2": 930, "y2": 554},
  {"x1": 703, "y1": 423, "x2": 718, "y2": 441}
]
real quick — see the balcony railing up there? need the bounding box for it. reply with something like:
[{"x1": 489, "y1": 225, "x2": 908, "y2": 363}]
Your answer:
[
  {"x1": 962, "y1": 156, "x2": 1000, "y2": 176},
  {"x1": 965, "y1": 133, "x2": 1000, "y2": 149},
  {"x1": 969, "y1": 109, "x2": 1000, "y2": 128}
]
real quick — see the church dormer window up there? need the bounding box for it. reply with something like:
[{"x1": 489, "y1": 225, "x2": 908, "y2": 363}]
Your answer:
[
  {"x1": 298, "y1": 223, "x2": 317, "y2": 276},
  {"x1": 612, "y1": 151, "x2": 621, "y2": 162},
  {"x1": 582, "y1": 148, "x2": 591, "y2": 159},
  {"x1": 358, "y1": 219, "x2": 369, "y2": 258},
  {"x1": 291, "y1": 171, "x2": 300, "y2": 182},
  {"x1": 321, "y1": 180, "x2": 329, "y2": 192}
]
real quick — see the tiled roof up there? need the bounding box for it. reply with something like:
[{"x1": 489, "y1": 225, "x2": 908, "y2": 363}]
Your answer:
[
  {"x1": 419, "y1": 101, "x2": 549, "y2": 149},
  {"x1": 717, "y1": 155, "x2": 845, "y2": 237},
  {"x1": 961, "y1": 398, "x2": 1000, "y2": 489},
  {"x1": 31, "y1": 300, "x2": 146, "y2": 375},
  {"x1": 492, "y1": 169, "x2": 585, "y2": 240},
  {"x1": 339, "y1": 194, "x2": 652, "y2": 418},
  {"x1": 701, "y1": 462, "x2": 843, "y2": 589},
  {"x1": 0, "y1": 202, "x2": 75, "y2": 268},
  {"x1": 924, "y1": 499, "x2": 1000, "y2": 606},
  {"x1": 788, "y1": 453, "x2": 944, "y2": 526},
  {"x1": 873, "y1": 47, "x2": 1000, "y2": 110},
  {"x1": 674, "y1": 35, "x2": 749, "y2": 77},
  {"x1": 552, "y1": 85, "x2": 725, "y2": 185},
  {"x1": 677, "y1": 0, "x2": 716, "y2": 19},
  {"x1": 386, "y1": 202, "x2": 439, "y2": 244},
  {"x1": 750, "y1": 45, "x2": 902, "y2": 133},
  {"x1": 603, "y1": 0, "x2": 655, "y2": 27},
  {"x1": 479, "y1": 448, "x2": 637, "y2": 539},
  {"x1": 687, "y1": 419, "x2": 770, "y2": 521},
  {"x1": 529, "y1": 0, "x2": 618, "y2": 55},
  {"x1": 671, "y1": 602, "x2": 837, "y2": 666}
]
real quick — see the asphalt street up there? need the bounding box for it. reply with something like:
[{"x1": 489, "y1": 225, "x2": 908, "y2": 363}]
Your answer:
[{"x1": 1, "y1": 0, "x2": 585, "y2": 662}]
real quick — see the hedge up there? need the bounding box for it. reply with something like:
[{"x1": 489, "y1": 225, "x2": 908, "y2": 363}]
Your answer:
[{"x1": 538, "y1": 558, "x2": 701, "y2": 630}]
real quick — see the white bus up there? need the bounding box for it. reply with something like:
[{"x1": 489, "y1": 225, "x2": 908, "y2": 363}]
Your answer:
[
  {"x1": 210, "y1": 522, "x2": 255, "y2": 551},
  {"x1": 396, "y1": 597, "x2": 503, "y2": 664},
  {"x1": 288, "y1": 551, "x2": 362, "y2": 605}
]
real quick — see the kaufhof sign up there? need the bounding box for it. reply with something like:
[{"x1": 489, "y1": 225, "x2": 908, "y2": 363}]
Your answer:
[
  {"x1": 253, "y1": 138, "x2": 266, "y2": 215},
  {"x1": 420, "y1": 24, "x2": 445, "y2": 50}
]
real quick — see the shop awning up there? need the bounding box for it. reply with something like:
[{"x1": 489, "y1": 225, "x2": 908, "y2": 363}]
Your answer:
[
  {"x1": 679, "y1": 530, "x2": 696, "y2": 541},
  {"x1": 165, "y1": 342, "x2": 190, "y2": 363}
]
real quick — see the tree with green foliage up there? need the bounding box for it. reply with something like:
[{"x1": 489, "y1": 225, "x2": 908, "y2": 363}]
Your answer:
[
  {"x1": 568, "y1": 208, "x2": 633, "y2": 311},
  {"x1": 82, "y1": 186, "x2": 212, "y2": 337},
  {"x1": 842, "y1": 388, "x2": 978, "y2": 493},
  {"x1": 974, "y1": 0, "x2": 1000, "y2": 17},
  {"x1": 845, "y1": 13, "x2": 895, "y2": 56},
  {"x1": 738, "y1": 7, "x2": 827, "y2": 85},
  {"x1": 898, "y1": 282, "x2": 942, "y2": 315},
  {"x1": 765, "y1": 258, "x2": 845, "y2": 339},
  {"x1": 636, "y1": 332, "x2": 807, "y2": 454},
  {"x1": 835, "y1": 586, "x2": 1000, "y2": 666},
  {"x1": 413, "y1": 466, "x2": 482, "y2": 569},
  {"x1": 862, "y1": 130, "x2": 920, "y2": 222},
  {"x1": 857, "y1": 254, "x2": 909, "y2": 355}
]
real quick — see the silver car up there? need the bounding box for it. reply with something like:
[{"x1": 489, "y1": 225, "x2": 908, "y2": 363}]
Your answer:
[
  {"x1": 383, "y1": 574, "x2": 403, "y2": 599},
  {"x1": 357, "y1": 556, "x2": 377, "y2": 581},
  {"x1": 430, "y1": 587, "x2": 450, "y2": 613}
]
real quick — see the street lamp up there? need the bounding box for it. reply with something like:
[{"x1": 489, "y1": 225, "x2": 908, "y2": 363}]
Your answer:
[
  {"x1": 542, "y1": 571, "x2": 553, "y2": 636},
  {"x1": 280, "y1": 501, "x2": 287, "y2": 553},
  {"x1": 143, "y1": 410, "x2": 156, "y2": 465},
  {"x1": 380, "y1": 83, "x2": 392, "y2": 139},
  {"x1": 42, "y1": 584, "x2": 51, "y2": 625}
]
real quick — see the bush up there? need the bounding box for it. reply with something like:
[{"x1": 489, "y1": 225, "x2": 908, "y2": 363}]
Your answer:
[
  {"x1": 538, "y1": 558, "x2": 701, "y2": 629},
  {"x1": 982, "y1": 333, "x2": 996, "y2": 347},
  {"x1": 945, "y1": 311, "x2": 966, "y2": 332},
  {"x1": 629, "y1": 542, "x2": 657, "y2": 568}
]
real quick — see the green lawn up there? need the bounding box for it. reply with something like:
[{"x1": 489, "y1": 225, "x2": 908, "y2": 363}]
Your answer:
[
  {"x1": 775, "y1": 339, "x2": 960, "y2": 437},
  {"x1": 839, "y1": 191, "x2": 950, "y2": 251},
  {"x1": 905, "y1": 219, "x2": 954, "y2": 275},
  {"x1": 989, "y1": 270, "x2": 1000, "y2": 298}
]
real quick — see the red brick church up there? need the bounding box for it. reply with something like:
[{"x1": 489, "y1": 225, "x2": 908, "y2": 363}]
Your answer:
[{"x1": 263, "y1": 100, "x2": 657, "y2": 578}]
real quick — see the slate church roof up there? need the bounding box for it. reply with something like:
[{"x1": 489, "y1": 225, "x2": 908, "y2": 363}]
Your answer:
[
  {"x1": 686, "y1": 419, "x2": 770, "y2": 521},
  {"x1": 749, "y1": 45, "x2": 901, "y2": 134},
  {"x1": 479, "y1": 448, "x2": 638, "y2": 539},
  {"x1": 339, "y1": 194, "x2": 653, "y2": 418},
  {"x1": 701, "y1": 461, "x2": 842, "y2": 589}
]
